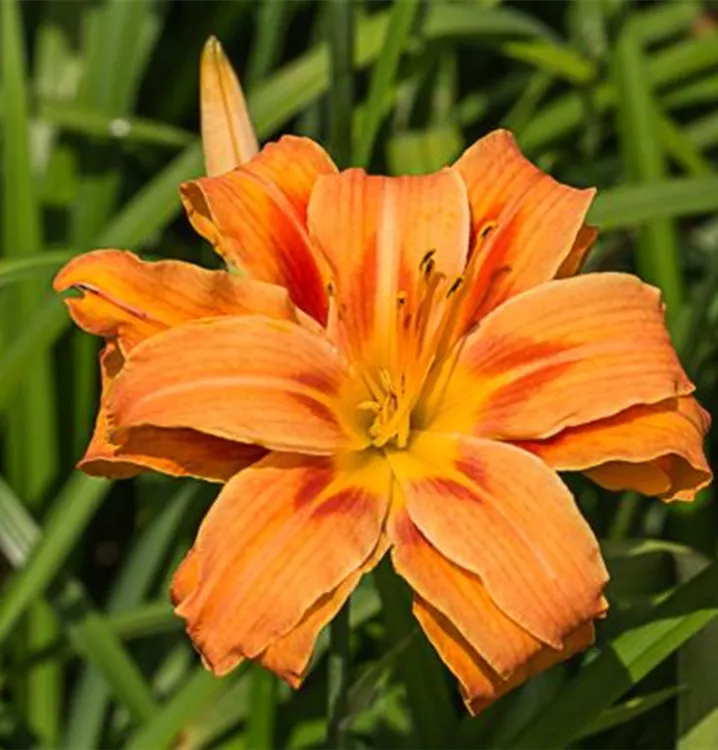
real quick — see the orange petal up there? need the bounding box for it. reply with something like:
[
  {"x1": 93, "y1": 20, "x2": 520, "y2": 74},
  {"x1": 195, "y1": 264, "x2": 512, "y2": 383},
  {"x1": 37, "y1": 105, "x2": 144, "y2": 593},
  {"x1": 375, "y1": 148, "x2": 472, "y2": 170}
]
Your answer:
[
  {"x1": 518, "y1": 396, "x2": 711, "y2": 502},
  {"x1": 200, "y1": 36, "x2": 259, "y2": 176},
  {"x1": 387, "y1": 501, "x2": 544, "y2": 677},
  {"x1": 414, "y1": 598, "x2": 595, "y2": 715},
  {"x1": 82, "y1": 342, "x2": 264, "y2": 482},
  {"x1": 110, "y1": 315, "x2": 369, "y2": 455},
  {"x1": 452, "y1": 129, "x2": 595, "y2": 324},
  {"x1": 387, "y1": 432, "x2": 608, "y2": 649},
  {"x1": 258, "y1": 535, "x2": 389, "y2": 687},
  {"x1": 425, "y1": 273, "x2": 694, "y2": 441},
  {"x1": 171, "y1": 450, "x2": 391, "y2": 675},
  {"x1": 307, "y1": 168, "x2": 470, "y2": 380},
  {"x1": 181, "y1": 136, "x2": 336, "y2": 322},
  {"x1": 53, "y1": 249, "x2": 297, "y2": 352}
]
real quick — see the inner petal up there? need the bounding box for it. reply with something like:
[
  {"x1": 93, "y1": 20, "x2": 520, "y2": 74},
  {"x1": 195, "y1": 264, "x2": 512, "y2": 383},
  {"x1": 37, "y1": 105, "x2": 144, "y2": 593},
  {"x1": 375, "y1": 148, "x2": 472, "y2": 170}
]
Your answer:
[{"x1": 307, "y1": 168, "x2": 471, "y2": 448}]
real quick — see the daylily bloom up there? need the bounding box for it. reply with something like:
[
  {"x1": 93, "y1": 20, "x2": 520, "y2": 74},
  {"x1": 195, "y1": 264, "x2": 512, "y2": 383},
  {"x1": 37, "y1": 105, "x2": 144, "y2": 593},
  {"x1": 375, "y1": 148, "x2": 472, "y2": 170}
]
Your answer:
[{"x1": 54, "y1": 46, "x2": 711, "y2": 714}]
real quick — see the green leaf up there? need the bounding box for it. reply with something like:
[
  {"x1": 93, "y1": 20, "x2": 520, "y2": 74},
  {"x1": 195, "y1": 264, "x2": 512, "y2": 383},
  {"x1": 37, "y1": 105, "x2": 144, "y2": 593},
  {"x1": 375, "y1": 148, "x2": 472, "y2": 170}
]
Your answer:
[
  {"x1": 0, "y1": 296, "x2": 68, "y2": 415},
  {"x1": 589, "y1": 176, "x2": 718, "y2": 230},
  {"x1": 503, "y1": 561, "x2": 718, "y2": 749},
  {"x1": 576, "y1": 686, "x2": 685, "y2": 740},
  {"x1": 0, "y1": 250, "x2": 74, "y2": 290},
  {"x1": 0, "y1": 476, "x2": 159, "y2": 726},
  {"x1": 65, "y1": 483, "x2": 199, "y2": 749},
  {"x1": 354, "y1": 0, "x2": 420, "y2": 167},
  {"x1": 38, "y1": 99, "x2": 193, "y2": 148},
  {"x1": 124, "y1": 667, "x2": 237, "y2": 750},
  {"x1": 0, "y1": 472, "x2": 111, "y2": 643},
  {"x1": 373, "y1": 560, "x2": 455, "y2": 747},
  {"x1": 612, "y1": 18, "x2": 682, "y2": 313}
]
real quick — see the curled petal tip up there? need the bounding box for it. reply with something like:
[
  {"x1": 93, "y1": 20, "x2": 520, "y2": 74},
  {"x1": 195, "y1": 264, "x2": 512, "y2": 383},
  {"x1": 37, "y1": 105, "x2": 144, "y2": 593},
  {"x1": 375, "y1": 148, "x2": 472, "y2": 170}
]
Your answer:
[{"x1": 200, "y1": 35, "x2": 259, "y2": 175}]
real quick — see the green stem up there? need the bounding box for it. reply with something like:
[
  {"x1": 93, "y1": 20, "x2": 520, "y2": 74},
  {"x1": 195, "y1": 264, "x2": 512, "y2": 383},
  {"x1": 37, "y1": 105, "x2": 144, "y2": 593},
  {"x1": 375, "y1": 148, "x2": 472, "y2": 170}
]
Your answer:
[{"x1": 327, "y1": 602, "x2": 351, "y2": 749}]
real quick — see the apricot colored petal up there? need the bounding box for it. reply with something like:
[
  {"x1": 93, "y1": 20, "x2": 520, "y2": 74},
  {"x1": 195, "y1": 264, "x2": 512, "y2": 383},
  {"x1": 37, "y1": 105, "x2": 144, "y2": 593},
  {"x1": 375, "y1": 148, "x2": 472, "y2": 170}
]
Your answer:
[
  {"x1": 307, "y1": 168, "x2": 470, "y2": 375},
  {"x1": 414, "y1": 599, "x2": 594, "y2": 715},
  {"x1": 200, "y1": 36, "x2": 258, "y2": 175},
  {"x1": 53, "y1": 249, "x2": 297, "y2": 352},
  {"x1": 426, "y1": 273, "x2": 693, "y2": 441},
  {"x1": 110, "y1": 316, "x2": 369, "y2": 454},
  {"x1": 171, "y1": 451, "x2": 391, "y2": 675},
  {"x1": 452, "y1": 130, "x2": 595, "y2": 324},
  {"x1": 82, "y1": 342, "x2": 264, "y2": 482},
  {"x1": 258, "y1": 536, "x2": 389, "y2": 687},
  {"x1": 387, "y1": 501, "x2": 543, "y2": 677},
  {"x1": 181, "y1": 135, "x2": 336, "y2": 321},
  {"x1": 387, "y1": 432, "x2": 608, "y2": 649},
  {"x1": 518, "y1": 396, "x2": 711, "y2": 502}
]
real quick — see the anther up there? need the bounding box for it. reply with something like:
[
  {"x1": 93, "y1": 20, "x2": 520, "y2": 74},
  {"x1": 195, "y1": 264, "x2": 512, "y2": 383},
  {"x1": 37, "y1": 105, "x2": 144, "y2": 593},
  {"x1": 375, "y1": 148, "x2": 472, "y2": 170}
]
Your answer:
[
  {"x1": 480, "y1": 222, "x2": 496, "y2": 239},
  {"x1": 397, "y1": 291, "x2": 407, "y2": 306},
  {"x1": 447, "y1": 276, "x2": 464, "y2": 297},
  {"x1": 419, "y1": 249, "x2": 436, "y2": 271}
]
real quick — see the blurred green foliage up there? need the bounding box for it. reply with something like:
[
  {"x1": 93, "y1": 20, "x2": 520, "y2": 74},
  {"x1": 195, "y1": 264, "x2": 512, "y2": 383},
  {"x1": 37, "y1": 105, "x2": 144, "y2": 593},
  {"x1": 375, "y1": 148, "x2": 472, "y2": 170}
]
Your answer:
[{"x1": 1, "y1": 0, "x2": 718, "y2": 748}]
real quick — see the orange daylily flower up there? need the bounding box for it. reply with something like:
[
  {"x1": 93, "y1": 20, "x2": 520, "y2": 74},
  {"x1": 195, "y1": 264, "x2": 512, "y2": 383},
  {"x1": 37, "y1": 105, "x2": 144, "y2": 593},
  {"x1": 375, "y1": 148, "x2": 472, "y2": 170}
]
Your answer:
[{"x1": 54, "y1": 49, "x2": 711, "y2": 714}]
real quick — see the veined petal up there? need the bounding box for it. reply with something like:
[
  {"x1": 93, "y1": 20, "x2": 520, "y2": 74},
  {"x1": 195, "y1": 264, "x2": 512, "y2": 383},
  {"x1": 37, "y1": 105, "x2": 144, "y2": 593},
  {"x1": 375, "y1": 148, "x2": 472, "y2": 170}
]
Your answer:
[
  {"x1": 414, "y1": 599, "x2": 594, "y2": 715},
  {"x1": 258, "y1": 536, "x2": 389, "y2": 687},
  {"x1": 200, "y1": 36, "x2": 259, "y2": 175},
  {"x1": 171, "y1": 451, "x2": 391, "y2": 675},
  {"x1": 452, "y1": 130, "x2": 595, "y2": 325},
  {"x1": 388, "y1": 501, "x2": 543, "y2": 677},
  {"x1": 82, "y1": 342, "x2": 264, "y2": 482},
  {"x1": 424, "y1": 273, "x2": 693, "y2": 441},
  {"x1": 181, "y1": 135, "x2": 336, "y2": 322},
  {"x1": 518, "y1": 397, "x2": 711, "y2": 502},
  {"x1": 109, "y1": 316, "x2": 370, "y2": 454},
  {"x1": 53, "y1": 249, "x2": 297, "y2": 352},
  {"x1": 387, "y1": 432, "x2": 608, "y2": 649},
  {"x1": 307, "y1": 168, "x2": 470, "y2": 384}
]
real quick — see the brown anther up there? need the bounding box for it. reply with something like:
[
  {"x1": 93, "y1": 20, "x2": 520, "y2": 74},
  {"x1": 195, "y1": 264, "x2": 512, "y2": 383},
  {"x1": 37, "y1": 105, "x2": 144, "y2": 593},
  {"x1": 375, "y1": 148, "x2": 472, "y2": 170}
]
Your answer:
[
  {"x1": 447, "y1": 276, "x2": 463, "y2": 297},
  {"x1": 423, "y1": 258, "x2": 436, "y2": 279},
  {"x1": 480, "y1": 222, "x2": 496, "y2": 239},
  {"x1": 419, "y1": 249, "x2": 436, "y2": 271},
  {"x1": 397, "y1": 291, "x2": 407, "y2": 306},
  {"x1": 326, "y1": 281, "x2": 335, "y2": 296}
]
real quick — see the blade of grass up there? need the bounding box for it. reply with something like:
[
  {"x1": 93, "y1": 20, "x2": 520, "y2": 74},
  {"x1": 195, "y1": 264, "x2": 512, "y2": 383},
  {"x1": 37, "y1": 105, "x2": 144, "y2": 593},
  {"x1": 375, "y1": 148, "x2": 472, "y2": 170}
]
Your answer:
[
  {"x1": 0, "y1": 296, "x2": 68, "y2": 414},
  {"x1": 38, "y1": 99, "x2": 193, "y2": 148},
  {"x1": 0, "y1": 251, "x2": 74, "y2": 290},
  {"x1": 354, "y1": 0, "x2": 420, "y2": 167},
  {"x1": 0, "y1": 476, "x2": 160, "y2": 726},
  {"x1": 65, "y1": 483, "x2": 199, "y2": 749},
  {"x1": 613, "y1": 17, "x2": 683, "y2": 315},
  {"x1": 576, "y1": 686, "x2": 685, "y2": 740},
  {"x1": 0, "y1": 472, "x2": 110, "y2": 643},
  {"x1": 503, "y1": 561, "x2": 718, "y2": 749},
  {"x1": 246, "y1": 668, "x2": 278, "y2": 750},
  {"x1": 374, "y1": 559, "x2": 455, "y2": 747},
  {"x1": 589, "y1": 176, "x2": 718, "y2": 230},
  {"x1": 124, "y1": 667, "x2": 235, "y2": 750},
  {"x1": 1, "y1": 1, "x2": 60, "y2": 741},
  {"x1": 520, "y1": 30, "x2": 718, "y2": 152},
  {"x1": 245, "y1": 0, "x2": 296, "y2": 89}
]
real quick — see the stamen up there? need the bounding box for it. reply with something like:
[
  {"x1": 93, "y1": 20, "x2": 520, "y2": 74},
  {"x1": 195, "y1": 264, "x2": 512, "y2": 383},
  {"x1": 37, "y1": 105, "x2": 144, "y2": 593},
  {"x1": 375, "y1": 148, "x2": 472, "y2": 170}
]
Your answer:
[
  {"x1": 446, "y1": 276, "x2": 463, "y2": 297},
  {"x1": 419, "y1": 248, "x2": 436, "y2": 272}
]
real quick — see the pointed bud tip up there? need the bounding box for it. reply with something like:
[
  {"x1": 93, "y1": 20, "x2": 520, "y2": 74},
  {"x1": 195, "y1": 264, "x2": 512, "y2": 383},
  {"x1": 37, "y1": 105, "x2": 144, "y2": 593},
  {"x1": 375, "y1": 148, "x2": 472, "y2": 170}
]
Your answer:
[{"x1": 199, "y1": 34, "x2": 259, "y2": 174}]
